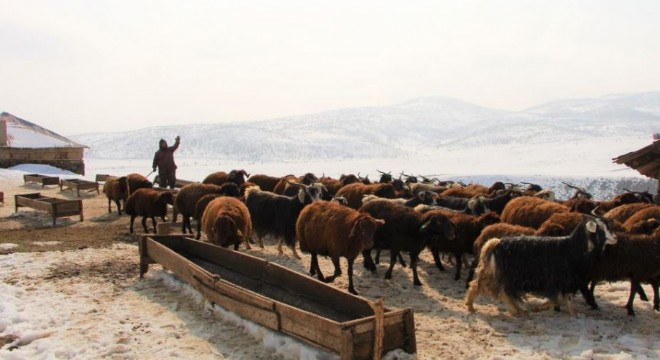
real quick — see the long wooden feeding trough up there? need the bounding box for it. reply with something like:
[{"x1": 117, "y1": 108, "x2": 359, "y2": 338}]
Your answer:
[
  {"x1": 139, "y1": 235, "x2": 417, "y2": 359},
  {"x1": 14, "y1": 192, "x2": 83, "y2": 225}
]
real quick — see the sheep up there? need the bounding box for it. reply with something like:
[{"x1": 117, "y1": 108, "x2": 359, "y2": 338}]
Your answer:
[
  {"x1": 246, "y1": 174, "x2": 281, "y2": 192},
  {"x1": 622, "y1": 205, "x2": 660, "y2": 231},
  {"x1": 175, "y1": 183, "x2": 240, "y2": 234},
  {"x1": 466, "y1": 223, "x2": 537, "y2": 286},
  {"x1": 202, "y1": 169, "x2": 249, "y2": 187},
  {"x1": 587, "y1": 228, "x2": 660, "y2": 315},
  {"x1": 124, "y1": 188, "x2": 175, "y2": 233},
  {"x1": 244, "y1": 184, "x2": 321, "y2": 258},
  {"x1": 193, "y1": 193, "x2": 222, "y2": 240},
  {"x1": 201, "y1": 196, "x2": 252, "y2": 251},
  {"x1": 361, "y1": 190, "x2": 437, "y2": 208},
  {"x1": 126, "y1": 173, "x2": 153, "y2": 195},
  {"x1": 296, "y1": 200, "x2": 385, "y2": 295},
  {"x1": 103, "y1": 176, "x2": 129, "y2": 215},
  {"x1": 335, "y1": 182, "x2": 396, "y2": 210},
  {"x1": 500, "y1": 196, "x2": 569, "y2": 229},
  {"x1": 629, "y1": 218, "x2": 660, "y2": 235},
  {"x1": 359, "y1": 200, "x2": 456, "y2": 286},
  {"x1": 465, "y1": 214, "x2": 617, "y2": 317},
  {"x1": 423, "y1": 210, "x2": 500, "y2": 280},
  {"x1": 604, "y1": 203, "x2": 654, "y2": 224}
]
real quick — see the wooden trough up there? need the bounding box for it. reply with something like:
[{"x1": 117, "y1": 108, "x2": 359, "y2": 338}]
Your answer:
[
  {"x1": 14, "y1": 193, "x2": 83, "y2": 225},
  {"x1": 23, "y1": 174, "x2": 60, "y2": 188},
  {"x1": 139, "y1": 235, "x2": 417, "y2": 360},
  {"x1": 59, "y1": 178, "x2": 100, "y2": 197}
]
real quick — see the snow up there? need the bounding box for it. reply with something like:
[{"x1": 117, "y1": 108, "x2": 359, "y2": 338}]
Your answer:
[{"x1": 5, "y1": 127, "x2": 75, "y2": 148}]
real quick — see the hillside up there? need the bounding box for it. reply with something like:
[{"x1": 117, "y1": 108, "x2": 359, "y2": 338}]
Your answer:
[{"x1": 72, "y1": 93, "x2": 658, "y2": 167}]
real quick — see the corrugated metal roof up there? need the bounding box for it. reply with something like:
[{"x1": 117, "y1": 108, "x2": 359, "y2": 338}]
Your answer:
[
  {"x1": 612, "y1": 140, "x2": 660, "y2": 179},
  {"x1": 0, "y1": 112, "x2": 88, "y2": 148}
]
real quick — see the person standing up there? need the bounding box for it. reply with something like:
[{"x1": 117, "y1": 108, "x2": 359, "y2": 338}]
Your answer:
[{"x1": 152, "y1": 136, "x2": 180, "y2": 189}]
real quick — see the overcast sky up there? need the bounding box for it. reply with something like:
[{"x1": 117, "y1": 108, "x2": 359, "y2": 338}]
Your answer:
[{"x1": 2, "y1": 0, "x2": 659, "y2": 135}]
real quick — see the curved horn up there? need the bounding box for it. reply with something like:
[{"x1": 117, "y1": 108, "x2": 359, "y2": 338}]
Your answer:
[
  {"x1": 286, "y1": 180, "x2": 309, "y2": 188},
  {"x1": 591, "y1": 205, "x2": 601, "y2": 216}
]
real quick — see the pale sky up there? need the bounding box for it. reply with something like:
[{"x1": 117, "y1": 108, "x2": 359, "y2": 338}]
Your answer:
[{"x1": 2, "y1": 0, "x2": 659, "y2": 135}]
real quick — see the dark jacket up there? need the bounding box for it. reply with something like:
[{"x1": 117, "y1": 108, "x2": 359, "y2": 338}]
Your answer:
[{"x1": 152, "y1": 138, "x2": 180, "y2": 172}]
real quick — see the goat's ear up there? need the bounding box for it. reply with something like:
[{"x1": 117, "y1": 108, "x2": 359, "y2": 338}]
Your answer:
[
  {"x1": 586, "y1": 220, "x2": 597, "y2": 233},
  {"x1": 297, "y1": 189, "x2": 305, "y2": 203},
  {"x1": 467, "y1": 198, "x2": 477, "y2": 210},
  {"x1": 236, "y1": 229, "x2": 243, "y2": 237}
]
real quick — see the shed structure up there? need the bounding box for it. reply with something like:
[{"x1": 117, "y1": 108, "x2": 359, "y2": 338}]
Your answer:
[
  {"x1": 612, "y1": 139, "x2": 660, "y2": 195},
  {"x1": 0, "y1": 112, "x2": 87, "y2": 175}
]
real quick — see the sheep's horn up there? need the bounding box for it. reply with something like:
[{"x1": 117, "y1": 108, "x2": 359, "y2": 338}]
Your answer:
[{"x1": 286, "y1": 180, "x2": 309, "y2": 188}]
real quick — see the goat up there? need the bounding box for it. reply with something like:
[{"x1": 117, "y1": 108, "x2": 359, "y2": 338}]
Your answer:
[
  {"x1": 466, "y1": 223, "x2": 537, "y2": 287},
  {"x1": 424, "y1": 210, "x2": 500, "y2": 280},
  {"x1": 588, "y1": 228, "x2": 660, "y2": 315},
  {"x1": 103, "y1": 176, "x2": 129, "y2": 215},
  {"x1": 465, "y1": 215, "x2": 617, "y2": 317},
  {"x1": 124, "y1": 188, "x2": 175, "y2": 233},
  {"x1": 623, "y1": 205, "x2": 660, "y2": 231},
  {"x1": 296, "y1": 200, "x2": 385, "y2": 295},
  {"x1": 244, "y1": 184, "x2": 320, "y2": 258},
  {"x1": 359, "y1": 200, "x2": 456, "y2": 286},
  {"x1": 201, "y1": 196, "x2": 252, "y2": 251}
]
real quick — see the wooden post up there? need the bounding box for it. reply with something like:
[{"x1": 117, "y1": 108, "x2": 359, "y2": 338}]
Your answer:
[{"x1": 369, "y1": 298, "x2": 385, "y2": 360}]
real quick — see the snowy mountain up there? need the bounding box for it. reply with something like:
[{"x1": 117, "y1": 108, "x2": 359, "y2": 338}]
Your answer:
[{"x1": 72, "y1": 92, "x2": 658, "y2": 162}]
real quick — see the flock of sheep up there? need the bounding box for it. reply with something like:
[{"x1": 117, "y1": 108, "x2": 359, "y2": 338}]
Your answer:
[{"x1": 102, "y1": 169, "x2": 660, "y2": 317}]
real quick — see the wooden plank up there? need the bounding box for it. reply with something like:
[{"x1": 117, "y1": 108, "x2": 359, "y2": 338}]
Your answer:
[
  {"x1": 277, "y1": 302, "x2": 343, "y2": 351},
  {"x1": 340, "y1": 328, "x2": 354, "y2": 360},
  {"x1": 264, "y1": 261, "x2": 374, "y2": 318},
  {"x1": 369, "y1": 299, "x2": 385, "y2": 360}
]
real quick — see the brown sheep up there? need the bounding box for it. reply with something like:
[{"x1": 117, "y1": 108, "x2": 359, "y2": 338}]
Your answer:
[
  {"x1": 246, "y1": 174, "x2": 281, "y2": 192},
  {"x1": 202, "y1": 169, "x2": 249, "y2": 187},
  {"x1": 296, "y1": 201, "x2": 385, "y2": 295},
  {"x1": 124, "y1": 188, "x2": 175, "y2": 233},
  {"x1": 623, "y1": 205, "x2": 660, "y2": 232},
  {"x1": 604, "y1": 203, "x2": 655, "y2": 224},
  {"x1": 501, "y1": 196, "x2": 569, "y2": 229},
  {"x1": 441, "y1": 184, "x2": 489, "y2": 198},
  {"x1": 103, "y1": 176, "x2": 129, "y2": 215},
  {"x1": 201, "y1": 196, "x2": 252, "y2": 251},
  {"x1": 193, "y1": 193, "x2": 222, "y2": 240},
  {"x1": 126, "y1": 173, "x2": 153, "y2": 195},
  {"x1": 175, "y1": 183, "x2": 240, "y2": 234},
  {"x1": 335, "y1": 182, "x2": 396, "y2": 209}
]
